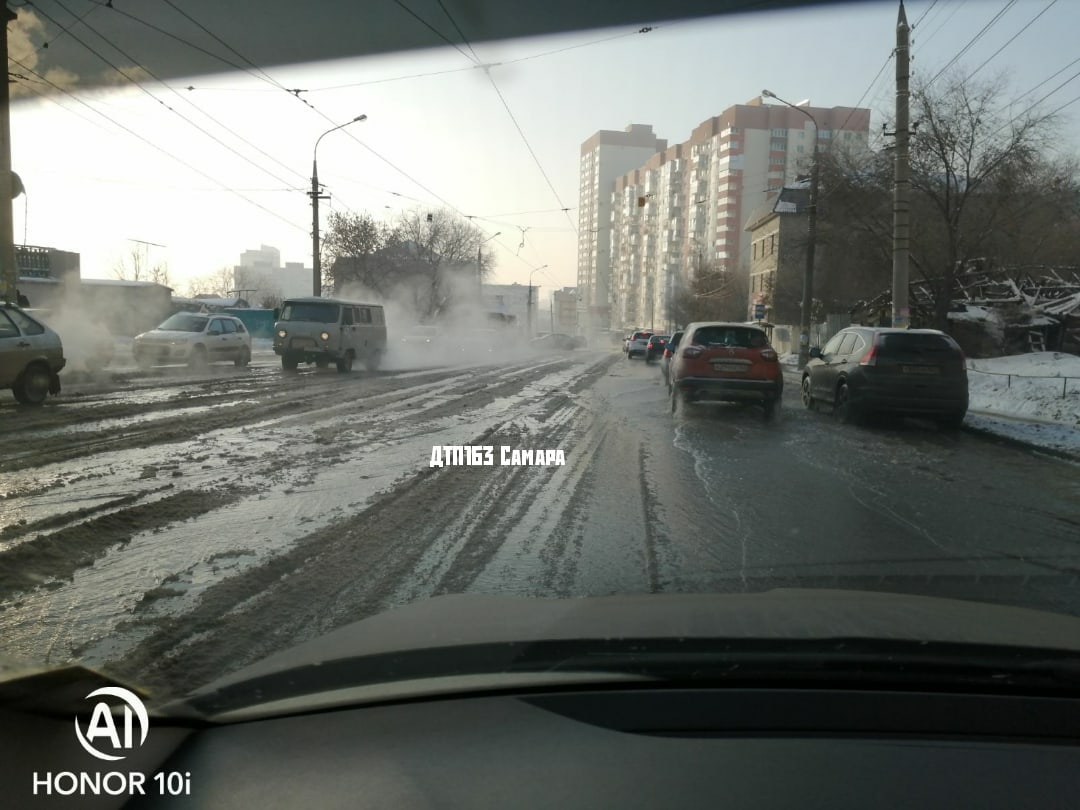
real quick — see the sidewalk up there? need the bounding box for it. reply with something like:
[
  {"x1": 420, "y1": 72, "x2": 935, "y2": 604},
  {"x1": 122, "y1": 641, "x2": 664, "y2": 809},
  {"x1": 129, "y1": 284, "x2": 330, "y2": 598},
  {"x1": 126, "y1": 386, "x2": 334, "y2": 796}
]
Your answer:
[{"x1": 780, "y1": 351, "x2": 1080, "y2": 462}]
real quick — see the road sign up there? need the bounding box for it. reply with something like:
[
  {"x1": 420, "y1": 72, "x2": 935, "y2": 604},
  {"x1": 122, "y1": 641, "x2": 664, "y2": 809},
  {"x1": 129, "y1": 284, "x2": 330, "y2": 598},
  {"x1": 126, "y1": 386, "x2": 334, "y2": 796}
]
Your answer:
[{"x1": 753, "y1": 303, "x2": 765, "y2": 320}]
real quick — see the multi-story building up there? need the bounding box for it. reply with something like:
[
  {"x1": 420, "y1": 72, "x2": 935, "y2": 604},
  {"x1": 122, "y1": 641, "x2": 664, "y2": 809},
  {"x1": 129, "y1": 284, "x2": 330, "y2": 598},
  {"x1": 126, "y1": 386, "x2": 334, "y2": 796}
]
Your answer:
[
  {"x1": 602, "y1": 97, "x2": 870, "y2": 332},
  {"x1": 233, "y1": 245, "x2": 311, "y2": 305},
  {"x1": 577, "y1": 124, "x2": 667, "y2": 341}
]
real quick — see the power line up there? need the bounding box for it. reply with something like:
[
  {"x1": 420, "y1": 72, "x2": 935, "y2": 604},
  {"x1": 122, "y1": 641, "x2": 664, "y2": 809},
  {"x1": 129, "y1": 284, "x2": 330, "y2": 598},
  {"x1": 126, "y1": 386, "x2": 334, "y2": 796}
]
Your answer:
[
  {"x1": 8, "y1": 56, "x2": 307, "y2": 232},
  {"x1": 434, "y1": 0, "x2": 480, "y2": 63},
  {"x1": 391, "y1": 0, "x2": 476, "y2": 64},
  {"x1": 912, "y1": 0, "x2": 940, "y2": 29},
  {"x1": 40, "y1": 0, "x2": 308, "y2": 189},
  {"x1": 915, "y1": 0, "x2": 968, "y2": 50},
  {"x1": 968, "y1": 0, "x2": 1059, "y2": 80},
  {"x1": 925, "y1": 0, "x2": 1018, "y2": 88}
]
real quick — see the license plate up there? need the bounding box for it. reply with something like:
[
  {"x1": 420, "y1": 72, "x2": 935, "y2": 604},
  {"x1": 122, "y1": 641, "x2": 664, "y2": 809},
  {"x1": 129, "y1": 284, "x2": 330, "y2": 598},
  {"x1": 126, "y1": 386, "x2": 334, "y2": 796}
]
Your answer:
[
  {"x1": 902, "y1": 365, "x2": 939, "y2": 375},
  {"x1": 711, "y1": 362, "x2": 747, "y2": 373}
]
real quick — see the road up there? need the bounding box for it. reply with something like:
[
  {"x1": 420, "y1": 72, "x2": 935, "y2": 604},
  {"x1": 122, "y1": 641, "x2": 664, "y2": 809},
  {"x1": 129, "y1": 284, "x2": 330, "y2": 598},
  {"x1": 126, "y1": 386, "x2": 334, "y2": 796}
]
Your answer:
[{"x1": 1, "y1": 345, "x2": 1079, "y2": 696}]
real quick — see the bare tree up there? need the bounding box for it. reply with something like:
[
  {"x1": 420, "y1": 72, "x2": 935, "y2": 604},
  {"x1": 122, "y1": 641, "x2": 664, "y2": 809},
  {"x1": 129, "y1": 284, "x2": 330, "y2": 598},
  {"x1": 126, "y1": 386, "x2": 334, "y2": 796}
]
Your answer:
[{"x1": 185, "y1": 267, "x2": 234, "y2": 298}]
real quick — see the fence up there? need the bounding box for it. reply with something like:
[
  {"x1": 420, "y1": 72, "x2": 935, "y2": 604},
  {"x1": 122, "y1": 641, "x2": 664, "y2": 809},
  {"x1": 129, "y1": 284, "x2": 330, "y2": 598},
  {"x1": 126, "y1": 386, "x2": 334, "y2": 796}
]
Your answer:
[{"x1": 966, "y1": 367, "x2": 1080, "y2": 399}]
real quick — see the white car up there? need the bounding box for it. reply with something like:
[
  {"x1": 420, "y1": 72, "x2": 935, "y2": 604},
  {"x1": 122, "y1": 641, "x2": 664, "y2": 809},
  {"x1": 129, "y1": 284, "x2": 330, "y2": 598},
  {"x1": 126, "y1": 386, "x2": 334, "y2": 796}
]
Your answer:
[{"x1": 133, "y1": 312, "x2": 252, "y2": 369}]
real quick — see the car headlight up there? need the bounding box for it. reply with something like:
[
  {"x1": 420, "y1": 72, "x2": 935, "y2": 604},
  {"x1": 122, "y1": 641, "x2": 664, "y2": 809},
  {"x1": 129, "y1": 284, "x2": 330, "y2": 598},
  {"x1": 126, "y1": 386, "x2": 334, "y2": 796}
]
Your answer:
[
  {"x1": 320, "y1": 331, "x2": 330, "y2": 341},
  {"x1": 277, "y1": 329, "x2": 287, "y2": 339}
]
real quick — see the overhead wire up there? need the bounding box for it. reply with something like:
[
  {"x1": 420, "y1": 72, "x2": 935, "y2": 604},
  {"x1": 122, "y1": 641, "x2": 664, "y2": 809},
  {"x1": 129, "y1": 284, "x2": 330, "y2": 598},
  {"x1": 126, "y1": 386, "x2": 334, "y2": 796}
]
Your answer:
[
  {"x1": 39, "y1": 0, "x2": 309, "y2": 190},
  {"x1": 8, "y1": 56, "x2": 307, "y2": 232},
  {"x1": 968, "y1": 0, "x2": 1059, "y2": 80},
  {"x1": 925, "y1": 0, "x2": 1018, "y2": 88}
]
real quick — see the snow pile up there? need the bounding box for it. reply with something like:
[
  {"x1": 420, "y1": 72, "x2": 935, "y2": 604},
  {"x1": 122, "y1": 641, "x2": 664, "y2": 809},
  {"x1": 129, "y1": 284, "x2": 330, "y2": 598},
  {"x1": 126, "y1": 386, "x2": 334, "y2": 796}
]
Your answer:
[
  {"x1": 779, "y1": 352, "x2": 800, "y2": 366},
  {"x1": 966, "y1": 351, "x2": 1080, "y2": 457}
]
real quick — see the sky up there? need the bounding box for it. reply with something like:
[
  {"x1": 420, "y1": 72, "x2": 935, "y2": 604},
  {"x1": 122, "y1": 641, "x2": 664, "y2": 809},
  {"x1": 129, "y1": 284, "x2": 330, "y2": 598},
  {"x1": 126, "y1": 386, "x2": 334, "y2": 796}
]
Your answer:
[{"x1": 9, "y1": 0, "x2": 1080, "y2": 302}]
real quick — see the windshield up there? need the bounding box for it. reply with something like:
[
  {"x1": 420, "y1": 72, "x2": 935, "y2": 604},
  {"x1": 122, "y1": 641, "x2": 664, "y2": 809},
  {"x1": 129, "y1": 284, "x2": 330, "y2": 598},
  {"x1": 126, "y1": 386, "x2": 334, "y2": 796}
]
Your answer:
[
  {"x1": 4, "y1": 0, "x2": 1080, "y2": 719},
  {"x1": 280, "y1": 302, "x2": 340, "y2": 323},
  {"x1": 156, "y1": 313, "x2": 209, "y2": 333}
]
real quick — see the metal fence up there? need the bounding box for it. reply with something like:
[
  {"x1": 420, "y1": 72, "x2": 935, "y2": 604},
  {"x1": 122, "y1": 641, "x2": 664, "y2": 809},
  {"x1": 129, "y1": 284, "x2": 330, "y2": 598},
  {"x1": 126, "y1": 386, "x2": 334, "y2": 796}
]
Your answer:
[{"x1": 966, "y1": 367, "x2": 1080, "y2": 399}]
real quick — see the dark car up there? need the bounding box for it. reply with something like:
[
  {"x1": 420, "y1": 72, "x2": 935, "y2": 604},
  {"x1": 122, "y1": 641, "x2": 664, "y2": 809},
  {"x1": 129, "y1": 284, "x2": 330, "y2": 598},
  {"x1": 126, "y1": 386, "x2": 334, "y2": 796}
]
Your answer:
[
  {"x1": 669, "y1": 322, "x2": 782, "y2": 419},
  {"x1": 660, "y1": 330, "x2": 683, "y2": 389},
  {"x1": 532, "y1": 332, "x2": 577, "y2": 351},
  {"x1": 644, "y1": 335, "x2": 670, "y2": 364},
  {"x1": 800, "y1": 327, "x2": 968, "y2": 427}
]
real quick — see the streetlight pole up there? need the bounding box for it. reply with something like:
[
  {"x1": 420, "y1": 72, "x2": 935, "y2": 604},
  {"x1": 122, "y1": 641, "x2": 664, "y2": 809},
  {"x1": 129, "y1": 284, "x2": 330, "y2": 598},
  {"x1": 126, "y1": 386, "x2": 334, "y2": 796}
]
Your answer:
[
  {"x1": 527, "y1": 265, "x2": 548, "y2": 336},
  {"x1": 762, "y1": 90, "x2": 818, "y2": 367},
  {"x1": 477, "y1": 232, "x2": 500, "y2": 299},
  {"x1": 310, "y1": 114, "x2": 366, "y2": 297}
]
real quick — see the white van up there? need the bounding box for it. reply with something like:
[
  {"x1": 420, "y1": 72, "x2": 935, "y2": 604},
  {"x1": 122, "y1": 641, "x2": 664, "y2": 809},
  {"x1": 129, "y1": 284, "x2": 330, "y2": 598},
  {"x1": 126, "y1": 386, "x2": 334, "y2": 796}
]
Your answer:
[{"x1": 273, "y1": 297, "x2": 387, "y2": 372}]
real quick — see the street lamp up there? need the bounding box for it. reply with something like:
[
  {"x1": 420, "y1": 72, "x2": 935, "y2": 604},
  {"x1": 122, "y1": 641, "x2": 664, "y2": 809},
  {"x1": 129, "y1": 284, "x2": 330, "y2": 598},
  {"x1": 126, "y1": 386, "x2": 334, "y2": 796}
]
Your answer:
[
  {"x1": 527, "y1": 264, "x2": 549, "y2": 336},
  {"x1": 762, "y1": 89, "x2": 818, "y2": 368},
  {"x1": 478, "y1": 232, "x2": 500, "y2": 298},
  {"x1": 311, "y1": 114, "x2": 367, "y2": 296}
]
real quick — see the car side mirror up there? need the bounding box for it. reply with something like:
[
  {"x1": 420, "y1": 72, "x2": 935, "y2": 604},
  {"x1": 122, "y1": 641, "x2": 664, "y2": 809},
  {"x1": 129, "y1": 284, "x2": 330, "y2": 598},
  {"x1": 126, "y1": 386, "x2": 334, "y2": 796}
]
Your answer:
[{"x1": 808, "y1": 347, "x2": 822, "y2": 359}]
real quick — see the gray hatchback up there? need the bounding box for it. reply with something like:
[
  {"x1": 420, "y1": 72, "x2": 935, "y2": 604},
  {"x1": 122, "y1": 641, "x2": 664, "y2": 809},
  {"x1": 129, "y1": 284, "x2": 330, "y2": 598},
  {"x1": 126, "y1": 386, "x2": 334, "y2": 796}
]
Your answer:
[
  {"x1": 801, "y1": 327, "x2": 968, "y2": 428},
  {"x1": 0, "y1": 304, "x2": 66, "y2": 405}
]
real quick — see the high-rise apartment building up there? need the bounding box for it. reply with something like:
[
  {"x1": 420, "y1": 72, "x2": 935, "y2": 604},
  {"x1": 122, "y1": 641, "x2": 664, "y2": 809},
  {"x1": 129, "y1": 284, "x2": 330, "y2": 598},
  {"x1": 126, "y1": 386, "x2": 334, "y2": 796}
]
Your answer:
[
  {"x1": 605, "y1": 97, "x2": 871, "y2": 332},
  {"x1": 577, "y1": 124, "x2": 667, "y2": 340}
]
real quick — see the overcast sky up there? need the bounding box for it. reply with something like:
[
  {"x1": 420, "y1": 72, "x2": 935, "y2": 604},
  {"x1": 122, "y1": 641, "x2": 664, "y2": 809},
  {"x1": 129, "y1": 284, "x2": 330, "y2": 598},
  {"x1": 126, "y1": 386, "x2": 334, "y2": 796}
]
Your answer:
[{"x1": 9, "y1": 0, "x2": 1079, "y2": 300}]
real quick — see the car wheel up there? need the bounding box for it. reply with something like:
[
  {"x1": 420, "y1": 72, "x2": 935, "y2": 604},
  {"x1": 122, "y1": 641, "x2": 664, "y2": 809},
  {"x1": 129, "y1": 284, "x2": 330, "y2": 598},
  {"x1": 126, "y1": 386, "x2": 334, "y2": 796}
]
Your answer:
[
  {"x1": 801, "y1": 375, "x2": 817, "y2": 411},
  {"x1": 671, "y1": 385, "x2": 684, "y2": 415},
  {"x1": 763, "y1": 398, "x2": 779, "y2": 421},
  {"x1": 188, "y1": 346, "x2": 208, "y2": 369},
  {"x1": 315, "y1": 357, "x2": 330, "y2": 369},
  {"x1": 336, "y1": 353, "x2": 354, "y2": 373},
  {"x1": 281, "y1": 354, "x2": 299, "y2": 371},
  {"x1": 13, "y1": 363, "x2": 52, "y2": 405},
  {"x1": 834, "y1": 382, "x2": 861, "y2": 425},
  {"x1": 235, "y1": 347, "x2": 251, "y2": 367},
  {"x1": 937, "y1": 411, "x2": 966, "y2": 430}
]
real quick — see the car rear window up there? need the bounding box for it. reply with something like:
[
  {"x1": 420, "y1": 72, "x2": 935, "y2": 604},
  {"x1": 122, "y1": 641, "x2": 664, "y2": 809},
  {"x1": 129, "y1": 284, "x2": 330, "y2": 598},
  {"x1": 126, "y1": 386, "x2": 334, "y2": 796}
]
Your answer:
[
  {"x1": 878, "y1": 334, "x2": 955, "y2": 353},
  {"x1": 632, "y1": 332, "x2": 653, "y2": 340},
  {"x1": 691, "y1": 326, "x2": 767, "y2": 348}
]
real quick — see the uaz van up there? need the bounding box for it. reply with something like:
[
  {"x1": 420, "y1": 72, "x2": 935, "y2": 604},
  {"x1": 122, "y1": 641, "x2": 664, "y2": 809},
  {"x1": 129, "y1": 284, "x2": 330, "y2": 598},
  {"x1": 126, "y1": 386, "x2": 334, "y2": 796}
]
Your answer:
[{"x1": 274, "y1": 297, "x2": 387, "y2": 372}]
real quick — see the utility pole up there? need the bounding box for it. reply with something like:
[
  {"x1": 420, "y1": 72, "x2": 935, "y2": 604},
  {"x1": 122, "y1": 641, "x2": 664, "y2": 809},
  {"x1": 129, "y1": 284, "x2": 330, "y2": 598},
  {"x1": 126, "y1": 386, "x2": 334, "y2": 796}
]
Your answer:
[
  {"x1": 310, "y1": 115, "x2": 366, "y2": 297},
  {"x1": 1, "y1": 6, "x2": 18, "y2": 303},
  {"x1": 309, "y1": 164, "x2": 329, "y2": 297},
  {"x1": 892, "y1": 1, "x2": 911, "y2": 329}
]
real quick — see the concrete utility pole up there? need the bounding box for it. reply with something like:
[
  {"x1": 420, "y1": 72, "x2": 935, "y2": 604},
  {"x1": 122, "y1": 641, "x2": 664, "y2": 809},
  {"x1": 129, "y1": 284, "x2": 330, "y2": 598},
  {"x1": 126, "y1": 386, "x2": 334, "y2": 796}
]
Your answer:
[
  {"x1": 1, "y1": 6, "x2": 18, "y2": 303},
  {"x1": 310, "y1": 115, "x2": 366, "y2": 297},
  {"x1": 892, "y1": 1, "x2": 911, "y2": 328}
]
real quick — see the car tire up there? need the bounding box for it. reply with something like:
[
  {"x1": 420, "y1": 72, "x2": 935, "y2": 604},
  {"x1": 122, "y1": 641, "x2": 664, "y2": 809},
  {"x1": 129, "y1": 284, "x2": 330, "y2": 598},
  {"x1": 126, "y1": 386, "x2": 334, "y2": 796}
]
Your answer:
[
  {"x1": 13, "y1": 363, "x2": 52, "y2": 406},
  {"x1": 188, "y1": 346, "x2": 208, "y2": 369},
  {"x1": 763, "y1": 398, "x2": 779, "y2": 421},
  {"x1": 801, "y1": 375, "x2": 818, "y2": 411},
  {"x1": 336, "y1": 353, "x2": 354, "y2": 373},
  {"x1": 834, "y1": 382, "x2": 861, "y2": 425},
  {"x1": 281, "y1": 354, "x2": 299, "y2": 371},
  {"x1": 671, "y1": 385, "x2": 684, "y2": 416},
  {"x1": 937, "y1": 411, "x2": 966, "y2": 430},
  {"x1": 235, "y1": 347, "x2": 251, "y2": 367}
]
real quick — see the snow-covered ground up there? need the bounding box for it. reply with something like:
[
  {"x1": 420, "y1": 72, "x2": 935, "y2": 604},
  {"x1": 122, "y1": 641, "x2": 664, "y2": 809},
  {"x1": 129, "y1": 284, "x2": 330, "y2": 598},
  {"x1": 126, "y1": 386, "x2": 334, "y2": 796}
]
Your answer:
[{"x1": 966, "y1": 352, "x2": 1080, "y2": 458}]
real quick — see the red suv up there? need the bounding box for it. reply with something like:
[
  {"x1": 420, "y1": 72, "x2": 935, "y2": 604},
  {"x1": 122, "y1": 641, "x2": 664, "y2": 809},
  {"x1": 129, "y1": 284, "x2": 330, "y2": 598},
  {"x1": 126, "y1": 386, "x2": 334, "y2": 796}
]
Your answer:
[{"x1": 669, "y1": 322, "x2": 783, "y2": 419}]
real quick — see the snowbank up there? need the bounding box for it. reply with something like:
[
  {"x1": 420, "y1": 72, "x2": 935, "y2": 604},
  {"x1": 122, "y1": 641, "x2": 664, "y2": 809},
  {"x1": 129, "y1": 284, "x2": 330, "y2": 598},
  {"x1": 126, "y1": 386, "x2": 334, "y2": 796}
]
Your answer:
[{"x1": 966, "y1": 351, "x2": 1080, "y2": 457}]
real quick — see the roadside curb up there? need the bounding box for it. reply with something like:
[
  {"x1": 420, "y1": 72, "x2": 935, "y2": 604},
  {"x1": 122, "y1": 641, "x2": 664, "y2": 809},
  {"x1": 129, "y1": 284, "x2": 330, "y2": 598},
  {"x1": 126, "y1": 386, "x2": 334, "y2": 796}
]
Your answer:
[{"x1": 961, "y1": 419, "x2": 1080, "y2": 464}]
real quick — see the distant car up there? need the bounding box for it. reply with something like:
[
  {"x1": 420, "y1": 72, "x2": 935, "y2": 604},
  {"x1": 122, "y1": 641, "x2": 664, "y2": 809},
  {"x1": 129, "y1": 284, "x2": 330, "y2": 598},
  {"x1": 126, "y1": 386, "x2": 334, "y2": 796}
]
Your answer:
[
  {"x1": 644, "y1": 335, "x2": 670, "y2": 364},
  {"x1": 399, "y1": 324, "x2": 442, "y2": 347},
  {"x1": 660, "y1": 331, "x2": 683, "y2": 389},
  {"x1": 532, "y1": 332, "x2": 577, "y2": 351},
  {"x1": 460, "y1": 328, "x2": 499, "y2": 356},
  {"x1": 0, "y1": 303, "x2": 65, "y2": 405},
  {"x1": 801, "y1": 327, "x2": 968, "y2": 428},
  {"x1": 134, "y1": 313, "x2": 252, "y2": 369},
  {"x1": 625, "y1": 330, "x2": 654, "y2": 359},
  {"x1": 669, "y1": 322, "x2": 782, "y2": 419}
]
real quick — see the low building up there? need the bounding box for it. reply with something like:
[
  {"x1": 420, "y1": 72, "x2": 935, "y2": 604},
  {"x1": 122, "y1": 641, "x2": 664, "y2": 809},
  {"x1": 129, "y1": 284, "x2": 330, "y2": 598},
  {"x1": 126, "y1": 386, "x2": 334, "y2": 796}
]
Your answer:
[
  {"x1": 745, "y1": 183, "x2": 811, "y2": 325},
  {"x1": 552, "y1": 287, "x2": 580, "y2": 334}
]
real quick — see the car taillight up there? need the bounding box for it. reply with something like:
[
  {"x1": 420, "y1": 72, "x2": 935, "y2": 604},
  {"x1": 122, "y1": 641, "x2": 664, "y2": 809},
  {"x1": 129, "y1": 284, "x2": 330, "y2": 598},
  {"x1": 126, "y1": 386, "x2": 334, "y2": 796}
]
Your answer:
[
  {"x1": 859, "y1": 344, "x2": 878, "y2": 366},
  {"x1": 760, "y1": 349, "x2": 777, "y2": 361},
  {"x1": 683, "y1": 345, "x2": 703, "y2": 359}
]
